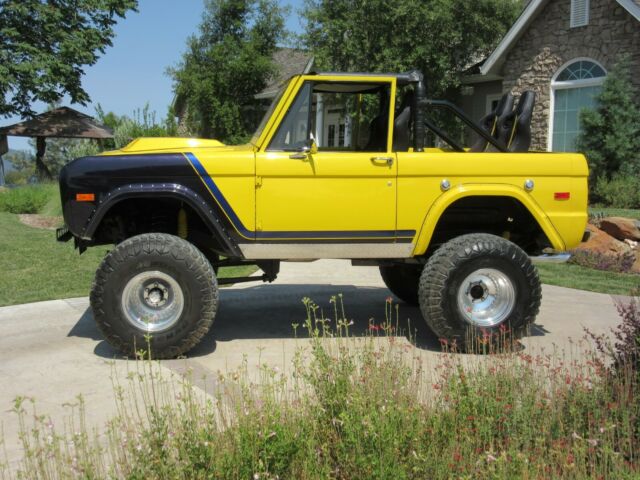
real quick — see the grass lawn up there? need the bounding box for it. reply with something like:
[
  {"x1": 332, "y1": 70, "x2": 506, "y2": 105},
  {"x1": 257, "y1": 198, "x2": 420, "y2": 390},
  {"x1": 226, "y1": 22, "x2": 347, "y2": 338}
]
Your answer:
[
  {"x1": 0, "y1": 212, "x2": 257, "y2": 307},
  {"x1": 537, "y1": 262, "x2": 639, "y2": 295},
  {"x1": 589, "y1": 207, "x2": 640, "y2": 220}
]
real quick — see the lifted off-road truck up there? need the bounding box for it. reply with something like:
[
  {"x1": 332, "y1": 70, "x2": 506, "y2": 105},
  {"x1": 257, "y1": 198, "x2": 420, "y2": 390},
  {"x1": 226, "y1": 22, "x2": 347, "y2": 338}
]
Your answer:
[{"x1": 58, "y1": 71, "x2": 588, "y2": 358}]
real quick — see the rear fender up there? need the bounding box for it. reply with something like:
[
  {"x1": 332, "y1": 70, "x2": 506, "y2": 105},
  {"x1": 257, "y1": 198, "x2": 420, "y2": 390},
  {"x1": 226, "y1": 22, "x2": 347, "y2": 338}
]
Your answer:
[{"x1": 412, "y1": 184, "x2": 565, "y2": 256}]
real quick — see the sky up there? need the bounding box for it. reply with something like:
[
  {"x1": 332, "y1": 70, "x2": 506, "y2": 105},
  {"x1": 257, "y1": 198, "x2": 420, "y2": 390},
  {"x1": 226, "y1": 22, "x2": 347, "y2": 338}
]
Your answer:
[{"x1": 4, "y1": 0, "x2": 306, "y2": 152}]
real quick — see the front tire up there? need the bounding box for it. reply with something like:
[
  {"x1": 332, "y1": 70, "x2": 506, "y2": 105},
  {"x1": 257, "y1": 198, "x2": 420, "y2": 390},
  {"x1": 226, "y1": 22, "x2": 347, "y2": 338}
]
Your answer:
[
  {"x1": 418, "y1": 234, "x2": 541, "y2": 346},
  {"x1": 90, "y1": 233, "x2": 218, "y2": 359}
]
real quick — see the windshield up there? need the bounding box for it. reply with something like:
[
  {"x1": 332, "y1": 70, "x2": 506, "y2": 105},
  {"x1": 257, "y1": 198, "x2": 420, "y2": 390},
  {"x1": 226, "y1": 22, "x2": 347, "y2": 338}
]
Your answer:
[{"x1": 250, "y1": 81, "x2": 290, "y2": 146}]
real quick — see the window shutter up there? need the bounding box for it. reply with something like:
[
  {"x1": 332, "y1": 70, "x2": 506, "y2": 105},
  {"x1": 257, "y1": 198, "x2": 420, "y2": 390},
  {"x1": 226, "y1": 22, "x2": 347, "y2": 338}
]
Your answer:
[{"x1": 570, "y1": 0, "x2": 589, "y2": 28}]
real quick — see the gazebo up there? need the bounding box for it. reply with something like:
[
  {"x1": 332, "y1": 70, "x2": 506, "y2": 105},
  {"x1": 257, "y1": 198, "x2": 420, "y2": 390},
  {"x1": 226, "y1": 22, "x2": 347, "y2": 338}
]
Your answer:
[{"x1": 0, "y1": 106, "x2": 114, "y2": 182}]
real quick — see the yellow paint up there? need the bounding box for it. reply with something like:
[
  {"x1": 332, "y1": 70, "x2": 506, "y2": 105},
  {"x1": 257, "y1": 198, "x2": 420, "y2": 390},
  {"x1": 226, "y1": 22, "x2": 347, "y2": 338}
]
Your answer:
[
  {"x1": 98, "y1": 73, "x2": 589, "y2": 255},
  {"x1": 254, "y1": 75, "x2": 400, "y2": 236},
  {"x1": 398, "y1": 150, "x2": 588, "y2": 254}
]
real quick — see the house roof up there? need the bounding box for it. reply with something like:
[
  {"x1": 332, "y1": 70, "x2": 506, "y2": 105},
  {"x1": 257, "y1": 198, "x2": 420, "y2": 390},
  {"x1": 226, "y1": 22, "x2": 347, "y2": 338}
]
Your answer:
[
  {"x1": 255, "y1": 48, "x2": 314, "y2": 99},
  {"x1": 480, "y1": 0, "x2": 640, "y2": 77},
  {"x1": 0, "y1": 107, "x2": 113, "y2": 139}
]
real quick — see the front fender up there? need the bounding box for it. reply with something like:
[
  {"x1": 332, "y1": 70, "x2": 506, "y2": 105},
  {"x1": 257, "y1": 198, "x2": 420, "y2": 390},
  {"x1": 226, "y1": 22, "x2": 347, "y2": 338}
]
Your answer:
[
  {"x1": 412, "y1": 184, "x2": 565, "y2": 256},
  {"x1": 82, "y1": 183, "x2": 242, "y2": 257}
]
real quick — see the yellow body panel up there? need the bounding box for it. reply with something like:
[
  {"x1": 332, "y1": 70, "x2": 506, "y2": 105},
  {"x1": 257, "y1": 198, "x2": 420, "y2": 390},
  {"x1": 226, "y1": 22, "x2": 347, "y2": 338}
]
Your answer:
[
  {"x1": 255, "y1": 150, "x2": 397, "y2": 237},
  {"x1": 398, "y1": 151, "x2": 589, "y2": 254}
]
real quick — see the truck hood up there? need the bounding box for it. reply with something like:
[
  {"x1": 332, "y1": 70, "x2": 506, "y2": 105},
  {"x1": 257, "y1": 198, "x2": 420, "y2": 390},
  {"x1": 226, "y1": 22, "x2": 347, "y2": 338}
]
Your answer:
[{"x1": 100, "y1": 137, "x2": 255, "y2": 155}]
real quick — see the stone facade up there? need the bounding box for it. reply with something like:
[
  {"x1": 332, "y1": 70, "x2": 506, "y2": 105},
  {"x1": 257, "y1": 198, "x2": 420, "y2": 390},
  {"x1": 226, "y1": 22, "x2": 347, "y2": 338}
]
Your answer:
[{"x1": 500, "y1": 0, "x2": 640, "y2": 150}]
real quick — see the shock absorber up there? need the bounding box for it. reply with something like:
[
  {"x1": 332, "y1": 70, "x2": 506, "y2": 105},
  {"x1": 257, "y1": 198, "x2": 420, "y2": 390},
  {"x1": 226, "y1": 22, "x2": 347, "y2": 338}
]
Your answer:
[{"x1": 177, "y1": 206, "x2": 188, "y2": 239}]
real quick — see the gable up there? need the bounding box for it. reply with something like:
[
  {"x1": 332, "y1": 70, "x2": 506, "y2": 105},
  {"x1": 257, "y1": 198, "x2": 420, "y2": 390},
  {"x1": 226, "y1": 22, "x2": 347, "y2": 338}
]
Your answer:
[{"x1": 481, "y1": 0, "x2": 640, "y2": 76}]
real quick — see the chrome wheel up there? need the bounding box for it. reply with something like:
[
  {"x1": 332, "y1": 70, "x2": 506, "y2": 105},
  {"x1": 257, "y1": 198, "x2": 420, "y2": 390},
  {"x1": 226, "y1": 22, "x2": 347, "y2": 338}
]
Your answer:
[
  {"x1": 456, "y1": 268, "x2": 515, "y2": 327},
  {"x1": 121, "y1": 271, "x2": 184, "y2": 332}
]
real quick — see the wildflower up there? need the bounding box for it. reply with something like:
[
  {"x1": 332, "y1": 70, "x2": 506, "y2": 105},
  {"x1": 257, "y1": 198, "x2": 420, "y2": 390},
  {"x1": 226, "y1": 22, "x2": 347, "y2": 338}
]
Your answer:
[
  {"x1": 587, "y1": 438, "x2": 598, "y2": 447},
  {"x1": 571, "y1": 432, "x2": 582, "y2": 440},
  {"x1": 487, "y1": 454, "x2": 497, "y2": 463},
  {"x1": 386, "y1": 296, "x2": 393, "y2": 303}
]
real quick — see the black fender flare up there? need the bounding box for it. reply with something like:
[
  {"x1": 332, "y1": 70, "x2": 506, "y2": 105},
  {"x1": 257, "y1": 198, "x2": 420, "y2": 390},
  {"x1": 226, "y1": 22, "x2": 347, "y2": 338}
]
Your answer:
[{"x1": 82, "y1": 183, "x2": 243, "y2": 258}]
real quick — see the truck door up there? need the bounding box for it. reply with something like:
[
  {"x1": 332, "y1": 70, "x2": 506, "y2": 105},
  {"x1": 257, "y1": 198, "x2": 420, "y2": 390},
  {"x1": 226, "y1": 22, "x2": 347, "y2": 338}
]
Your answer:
[{"x1": 251, "y1": 77, "x2": 411, "y2": 259}]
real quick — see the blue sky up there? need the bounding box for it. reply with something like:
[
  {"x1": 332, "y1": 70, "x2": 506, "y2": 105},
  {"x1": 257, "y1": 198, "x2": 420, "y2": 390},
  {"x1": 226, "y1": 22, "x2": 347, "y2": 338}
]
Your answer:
[{"x1": 4, "y1": 0, "x2": 305, "y2": 151}]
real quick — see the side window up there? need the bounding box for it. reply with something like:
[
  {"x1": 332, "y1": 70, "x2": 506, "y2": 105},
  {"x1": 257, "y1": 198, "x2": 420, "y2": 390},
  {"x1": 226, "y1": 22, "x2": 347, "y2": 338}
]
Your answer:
[
  {"x1": 313, "y1": 83, "x2": 390, "y2": 152},
  {"x1": 267, "y1": 81, "x2": 391, "y2": 152},
  {"x1": 269, "y1": 82, "x2": 312, "y2": 151}
]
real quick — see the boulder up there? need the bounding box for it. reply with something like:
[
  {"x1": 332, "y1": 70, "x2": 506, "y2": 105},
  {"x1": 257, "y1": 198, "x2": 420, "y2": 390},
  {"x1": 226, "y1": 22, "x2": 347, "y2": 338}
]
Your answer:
[
  {"x1": 575, "y1": 224, "x2": 631, "y2": 256},
  {"x1": 599, "y1": 217, "x2": 640, "y2": 242}
]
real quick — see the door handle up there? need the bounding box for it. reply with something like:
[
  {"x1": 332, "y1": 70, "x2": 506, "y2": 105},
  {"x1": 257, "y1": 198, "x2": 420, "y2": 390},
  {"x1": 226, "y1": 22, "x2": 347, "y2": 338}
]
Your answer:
[
  {"x1": 289, "y1": 152, "x2": 308, "y2": 160},
  {"x1": 370, "y1": 156, "x2": 394, "y2": 166}
]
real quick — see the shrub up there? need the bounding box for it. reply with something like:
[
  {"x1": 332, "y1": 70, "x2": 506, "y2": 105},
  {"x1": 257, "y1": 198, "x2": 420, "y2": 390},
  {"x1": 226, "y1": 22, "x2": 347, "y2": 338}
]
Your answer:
[
  {"x1": 0, "y1": 184, "x2": 56, "y2": 214},
  {"x1": 594, "y1": 173, "x2": 640, "y2": 209},
  {"x1": 589, "y1": 292, "x2": 640, "y2": 375}
]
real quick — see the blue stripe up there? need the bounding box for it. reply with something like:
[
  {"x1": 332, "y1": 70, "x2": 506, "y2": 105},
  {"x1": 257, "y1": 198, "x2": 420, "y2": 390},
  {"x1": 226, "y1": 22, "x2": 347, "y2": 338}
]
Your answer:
[{"x1": 185, "y1": 152, "x2": 416, "y2": 241}]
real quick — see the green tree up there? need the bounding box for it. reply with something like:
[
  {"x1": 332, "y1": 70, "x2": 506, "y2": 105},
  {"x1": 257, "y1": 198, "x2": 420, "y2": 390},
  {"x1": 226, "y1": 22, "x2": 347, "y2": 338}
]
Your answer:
[
  {"x1": 302, "y1": 0, "x2": 521, "y2": 99},
  {"x1": 170, "y1": 0, "x2": 288, "y2": 143},
  {"x1": 0, "y1": 0, "x2": 138, "y2": 118},
  {"x1": 576, "y1": 56, "x2": 640, "y2": 182}
]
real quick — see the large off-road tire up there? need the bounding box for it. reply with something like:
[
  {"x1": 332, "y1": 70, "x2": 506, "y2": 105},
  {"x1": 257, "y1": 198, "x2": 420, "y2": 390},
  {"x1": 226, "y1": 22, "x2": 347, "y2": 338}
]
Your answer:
[
  {"x1": 418, "y1": 233, "x2": 541, "y2": 346},
  {"x1": 90, "y1": 233, "x2": 218, "y2": 359},
  {"x1": 379, "y1": 264, "x2": 423, "y2": 306}
]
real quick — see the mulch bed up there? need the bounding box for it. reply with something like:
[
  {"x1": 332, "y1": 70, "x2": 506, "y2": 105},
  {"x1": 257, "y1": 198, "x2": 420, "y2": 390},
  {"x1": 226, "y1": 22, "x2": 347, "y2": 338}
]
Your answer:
[{"x1": 18, "y1": 214, "x2": 63, "y2": 230}]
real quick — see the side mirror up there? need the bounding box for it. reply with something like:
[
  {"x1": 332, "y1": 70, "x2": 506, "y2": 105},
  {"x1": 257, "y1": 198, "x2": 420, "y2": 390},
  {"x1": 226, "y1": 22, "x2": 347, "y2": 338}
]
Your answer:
[{"x1": 289, "y1": 140, "x2": 317, "y2": 160}]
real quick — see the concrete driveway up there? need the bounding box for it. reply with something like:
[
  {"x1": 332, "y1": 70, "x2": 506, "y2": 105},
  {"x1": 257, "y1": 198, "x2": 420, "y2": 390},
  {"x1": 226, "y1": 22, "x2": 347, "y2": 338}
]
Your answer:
[{"x1": 0, "y1": 260, "x2": 628, "y2": 468}]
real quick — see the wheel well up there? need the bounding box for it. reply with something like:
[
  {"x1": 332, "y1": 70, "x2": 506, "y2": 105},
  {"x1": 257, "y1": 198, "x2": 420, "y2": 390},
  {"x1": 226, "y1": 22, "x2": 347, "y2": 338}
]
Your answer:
[
  {"x1": 92, "y1": 197, "x2": 227, "y2": 257},
  {"x1": 429, "y1": 196, "x2": 551, "y2": 255}
]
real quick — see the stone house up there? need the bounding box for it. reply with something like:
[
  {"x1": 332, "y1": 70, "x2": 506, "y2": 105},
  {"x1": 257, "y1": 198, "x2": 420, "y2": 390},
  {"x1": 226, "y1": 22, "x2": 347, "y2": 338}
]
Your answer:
[{"x1": 460, "y1": 0, "x2": 640, "y2": 151}]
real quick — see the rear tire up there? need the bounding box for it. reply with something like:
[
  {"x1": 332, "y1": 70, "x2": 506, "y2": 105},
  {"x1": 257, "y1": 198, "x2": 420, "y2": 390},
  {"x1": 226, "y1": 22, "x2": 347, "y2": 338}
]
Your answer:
[
  {"x1": 90, "y1": 233, "x2": 218, "y2": 359},
  {"x1": 418, "y1": 233, "x2": 541, "y2": 346},
  {"x1": 379, "y1": 264, "x2": 422, "y2": 306}
]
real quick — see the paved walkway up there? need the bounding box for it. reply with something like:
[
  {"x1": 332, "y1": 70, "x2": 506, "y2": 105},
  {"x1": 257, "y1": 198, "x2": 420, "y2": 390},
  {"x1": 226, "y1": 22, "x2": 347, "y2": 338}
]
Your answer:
[{"x1": 0, "y1": 260, "x2": 627, "y2": 468}]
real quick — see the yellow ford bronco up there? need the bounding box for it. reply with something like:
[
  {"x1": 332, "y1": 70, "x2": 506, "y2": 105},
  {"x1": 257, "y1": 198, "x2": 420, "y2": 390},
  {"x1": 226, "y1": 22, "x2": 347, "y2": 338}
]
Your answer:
[{"x1": 57, "y1": 70, "x2": 588, "y2": 358}]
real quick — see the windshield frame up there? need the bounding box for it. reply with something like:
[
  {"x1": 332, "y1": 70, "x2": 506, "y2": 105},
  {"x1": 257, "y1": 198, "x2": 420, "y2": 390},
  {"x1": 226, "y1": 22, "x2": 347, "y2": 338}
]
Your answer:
[{"x1": 249, "y1": 81, "x2": 290, "y2": 147}]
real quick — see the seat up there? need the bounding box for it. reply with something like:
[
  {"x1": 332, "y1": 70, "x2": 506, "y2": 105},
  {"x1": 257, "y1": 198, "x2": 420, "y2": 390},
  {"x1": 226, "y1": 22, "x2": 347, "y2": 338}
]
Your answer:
[
  {"x1": 496, "y1": 90, "x2": 536, "y2": 152},
  {"x1": 364, "y1": 113, "x2": 388, "y2": 151},
  {"x1": 392, "y1": 90, "x2": 414, "y2": 151},
  {"x1": 364, "y1": 91, "x2": 391, "y2": 152},
  {"x1": 470, "y1": 92, "x2": 514, "y2": 152}
]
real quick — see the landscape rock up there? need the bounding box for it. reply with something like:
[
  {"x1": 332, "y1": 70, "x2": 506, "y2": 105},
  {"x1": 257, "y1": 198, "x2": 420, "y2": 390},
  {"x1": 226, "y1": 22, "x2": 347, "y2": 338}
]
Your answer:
[
  {"x1": 599, "y1": 217, "x2": 640, "y2": 242},
  {"x1": 575, "y1": 224, "x2": 631, "y2": 256}
]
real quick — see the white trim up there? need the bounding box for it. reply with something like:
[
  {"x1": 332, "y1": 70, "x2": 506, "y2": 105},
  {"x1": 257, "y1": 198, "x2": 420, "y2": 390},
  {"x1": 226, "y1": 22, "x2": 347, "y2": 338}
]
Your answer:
[
  {"x1": 617, "y1": 0, "x2": 640, "y2": 21},
  {"x1": 239, "y1": 243, "x2": 415, "y2": 260},
  {"x1": 480, "y1": 0, "x2": 638, "y2": 77},
  {"x1": 480, "y1": 0, "x2": 547, "y2": 76},
  {"x1": 547, "y1": 58, "x2": 607, "y2": 151}
]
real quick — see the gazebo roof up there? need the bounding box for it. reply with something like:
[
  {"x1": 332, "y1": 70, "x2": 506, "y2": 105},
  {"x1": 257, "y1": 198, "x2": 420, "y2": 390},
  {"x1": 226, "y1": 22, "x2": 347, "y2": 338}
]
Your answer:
[{"x1": 0, "y1": 106, "x2": 113, "y2": 139}]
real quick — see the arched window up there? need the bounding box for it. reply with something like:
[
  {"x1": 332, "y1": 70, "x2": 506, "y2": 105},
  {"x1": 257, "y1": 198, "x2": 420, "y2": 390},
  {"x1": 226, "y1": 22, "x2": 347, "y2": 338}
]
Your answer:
[{"x1": 550, "y1": 59, "x2": 606, "y2": 152}]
